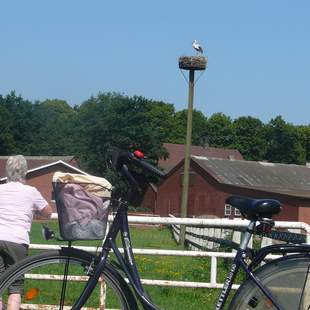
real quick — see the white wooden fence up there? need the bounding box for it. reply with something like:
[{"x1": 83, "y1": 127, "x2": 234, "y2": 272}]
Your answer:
[
  {"x1": 169, "y1": 215, "x2": 308, "y2": 251},
  {"x1": 23, "y1": 215, "x2": 310, "y2": 309}
]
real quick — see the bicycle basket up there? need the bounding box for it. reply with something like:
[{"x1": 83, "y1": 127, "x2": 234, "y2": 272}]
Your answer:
[{"x1": 52, "y1": 172, "x2": 112, "y2": 241}]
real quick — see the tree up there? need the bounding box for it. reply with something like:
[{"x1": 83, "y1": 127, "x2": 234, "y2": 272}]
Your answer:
[
  {"x1": 296, "y1": 125, "x2": 310, "y2": 163},
  {"x1": 205, "y1": 113, "x2": 235, "y2": 148},
  {"x1": 0, "y1": 91, "x2": 36, "y2": 154},
  {"x1": 76, "y1": 92, "x2": 166, "y2": 175},
  {"x1": 233, "y1": 116, "x2": 266, "y2": 160},
  {"x1": 146, "y1": 101, "x2": 176, "y2": 146},
  {"x1": 170, "y1": 109, "x2": 208, "y2": 145},
  {"x1": 0, "y1": 104, "x2": 14, "y2": 155},
  {"x1": 75, "y1": 92, "x2": 167, "y2": 205},
  {"x1": 265, "y1": 116, "x2": 306, "y2": 164},
  {"x1": 31, "y1": 99, "x2": 77, "y2": 155}
]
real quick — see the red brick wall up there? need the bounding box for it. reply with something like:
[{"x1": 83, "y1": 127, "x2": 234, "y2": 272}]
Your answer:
[
  {"x1": 155, "y1": 163, "x2": 226, "y2": 217},
  {"x1": 187, "y1": 172, "x2": 224, "y2": 217},
  {"x1": 141, "y1": 186, "x2": 156, "y2": 213},
  {"x1": 155, "y1": 165, "x2": 182, "y2": 216},
  {"x1": 298, "y1": 202, "x2": 310, "y2": 223},
  {"x1": 150, "y1": 162, "x2": 310, "y2": 223},
  {"x1": 219, "y1": 185, "x2": 300, "y2": 222}
]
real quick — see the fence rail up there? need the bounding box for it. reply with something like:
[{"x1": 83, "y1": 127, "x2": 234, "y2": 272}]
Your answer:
[
  {"x1": 34, "y1": 215, "x2": 310, "y2": 288},
  {"x1": 26, "y1": 215, "x2": 310, "y2": 309}
]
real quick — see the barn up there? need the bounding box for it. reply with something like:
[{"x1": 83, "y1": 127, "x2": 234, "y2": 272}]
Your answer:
[
  {"x1": 141, "y1": 142, "x2": 244, "y2": 214},
  {"x1": 153, "y1": 155, "x2": 310, "y2": 223}
]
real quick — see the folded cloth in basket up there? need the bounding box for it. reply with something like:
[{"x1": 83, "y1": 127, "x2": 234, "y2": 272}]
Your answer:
[
  {"x1": 61, "y1": 183, "x2": 108, "y2": 225},
  {"x1": 63, "y1": 219, "x2": 107, "y2": 240},
  {"x1": 53, "y1": 172, "x2": 112, "y2": 198},
  {"x1": 57, "y1": 183, "x2": 110, "y2": 240}
]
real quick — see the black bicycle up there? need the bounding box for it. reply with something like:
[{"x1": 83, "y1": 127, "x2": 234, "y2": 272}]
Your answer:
[{"x1": 0, "y1": 149, "x2": 309, "y2": 309}]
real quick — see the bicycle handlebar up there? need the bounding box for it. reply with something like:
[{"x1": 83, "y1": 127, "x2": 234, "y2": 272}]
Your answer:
[
  {"x1": 110, "y1": 148, "x2": 166, "y2": 179},
  {"x1": 129, "y1": 152, "x2": 166, "y2": 178}
]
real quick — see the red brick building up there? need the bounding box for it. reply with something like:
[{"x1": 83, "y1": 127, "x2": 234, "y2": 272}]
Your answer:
[
  {"x1": 150, "y1": 156, "x2": 310, "y2": 223},
  {"x1": 0, "y1": 156, "x2": 88, "y2": 212},
  {"x1": 141, "y1": 144, "x2": 310, "y2": 223},
  {"x1": 141, "y1": 143, "x2": 244, "y2": 214}
]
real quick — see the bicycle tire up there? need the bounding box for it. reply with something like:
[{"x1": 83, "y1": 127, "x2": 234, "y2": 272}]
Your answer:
[
  {"x1": 229, "y1": 254, "x2": 310, "y2": 310},
  {"x1": 0, "y1": 248, "x2": 138, "y2": 310}
]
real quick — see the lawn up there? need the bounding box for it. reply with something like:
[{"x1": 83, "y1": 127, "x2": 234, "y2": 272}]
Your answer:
[{"x1": 27, "y1": 220, "x2": 242, "y2": 309}]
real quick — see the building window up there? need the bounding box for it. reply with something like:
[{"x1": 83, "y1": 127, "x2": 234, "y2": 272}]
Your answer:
[
  {"x1": 225, "y1": 204, "x2": 241, "y2": 217},
  {"x1": 234, "y1": 208, "x2": 241, "y2": 217},
  {"x1": 224, "y1": 204, "x2": 232, "y2": 216}
]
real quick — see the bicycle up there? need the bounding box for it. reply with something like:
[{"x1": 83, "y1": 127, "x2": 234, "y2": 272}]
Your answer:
[{"x1": 0, "y1": 149, "x2": 309, "y2": 309}]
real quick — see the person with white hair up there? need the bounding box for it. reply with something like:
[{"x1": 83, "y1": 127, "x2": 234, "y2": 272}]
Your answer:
[{"x1": 0, "y1": 155, "x2": 52, "y2": 310}]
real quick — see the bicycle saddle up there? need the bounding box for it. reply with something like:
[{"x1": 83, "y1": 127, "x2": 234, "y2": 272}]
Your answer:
[{"x1": 226, "y1": 196, "x2": 281, "y2": 219}]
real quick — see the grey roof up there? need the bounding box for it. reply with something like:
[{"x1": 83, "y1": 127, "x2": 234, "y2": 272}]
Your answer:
[
  {"x1": 192, "y1": 156, "x2": 310, "y2": 199},
  {"x1": 158, "y1": 143, "x2": 243, "y2": 172}
]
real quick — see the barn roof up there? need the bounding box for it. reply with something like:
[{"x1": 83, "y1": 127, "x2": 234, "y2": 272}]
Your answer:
[
  {"x1": 192, "y1": 156, "x2": 310, "y2": 199},
  {"x1": 0, "y1": 156, "x2": 83, "y2": 181},
  {"x1": 158, "y1": 143, "x2": 243, "y2": 172}
]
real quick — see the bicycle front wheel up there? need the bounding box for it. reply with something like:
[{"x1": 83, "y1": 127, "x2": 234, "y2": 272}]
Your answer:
[
  {"x1": 0, "y1": 248, "x2": 138, "y2": 310},
  {"x1": 229, "y1": 254, "x2": 310, "y2": 310}
]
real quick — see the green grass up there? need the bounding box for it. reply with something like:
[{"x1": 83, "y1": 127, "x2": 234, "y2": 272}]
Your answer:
[{"x1": 27, "y1": 220, "x2": 243, "y2": 309}]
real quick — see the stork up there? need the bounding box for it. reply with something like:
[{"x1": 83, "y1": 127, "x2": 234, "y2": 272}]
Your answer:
[{"x1": 192, "y1": 40, "x2": 203, "y2": 55}]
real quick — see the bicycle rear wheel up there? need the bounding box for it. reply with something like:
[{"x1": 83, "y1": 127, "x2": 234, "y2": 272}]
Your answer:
[
  {"x1": 0, "y1": 248, "x2": 138, "y2": 310},
  {"x1": 229, "y1": 254, "x2": 310, "y2": 310}
]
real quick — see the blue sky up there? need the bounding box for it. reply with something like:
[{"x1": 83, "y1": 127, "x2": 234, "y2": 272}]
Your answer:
[{"x1": 1, "y1": 1, "x2": 309, "y2": 125}]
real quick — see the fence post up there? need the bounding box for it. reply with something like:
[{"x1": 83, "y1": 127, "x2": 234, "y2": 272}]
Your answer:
[
  {"x1": 210, "y1": 256, "x2": 217, "y2": 286},
  {"x1": 99, "y1": 277, "x2": 106, "y2": 309},
  {"x1": 232, "y1": 231, "x2": 241, "y2": 253}
]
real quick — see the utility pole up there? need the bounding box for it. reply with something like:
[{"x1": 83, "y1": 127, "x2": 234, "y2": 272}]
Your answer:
[{"x1": 178, "y1": 55, "x2": 207, "y2": 246}]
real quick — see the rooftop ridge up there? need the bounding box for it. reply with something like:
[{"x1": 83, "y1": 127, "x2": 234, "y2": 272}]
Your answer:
[{"x1": 0, "y1": 155, "x2": 74, "y2": 160}]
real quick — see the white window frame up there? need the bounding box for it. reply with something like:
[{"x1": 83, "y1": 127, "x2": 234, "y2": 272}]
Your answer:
[
  {"x1": 234, "y1": 207, "x2": 241, "y2": 217},
  {"x1": 224, "y1": 204, "x2": 232, "y2": 216}
]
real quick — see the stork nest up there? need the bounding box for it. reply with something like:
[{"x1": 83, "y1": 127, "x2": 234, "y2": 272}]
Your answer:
[{"x1": 179, "y1": 56, "x2": 207, "y2": 71}]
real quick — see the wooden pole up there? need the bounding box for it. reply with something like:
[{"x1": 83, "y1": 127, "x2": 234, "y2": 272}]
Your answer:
[
  {"x1": 179, "y1": 69, "x2": 195, "y2": 246},
  {"x1": 178, "y1": 55, "x2": 207, "y2": 246}
]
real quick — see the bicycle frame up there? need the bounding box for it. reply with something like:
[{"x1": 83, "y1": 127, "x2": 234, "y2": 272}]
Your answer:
[
  {"x1": 71, "y1": 199, "x2": 160, "y2": 310},
  {"x1": 68, "y1": 157, "x2": 310, "y2": 310},
  {"x1": 69, "y1": 198, "x2": 310, "y2": 310}
]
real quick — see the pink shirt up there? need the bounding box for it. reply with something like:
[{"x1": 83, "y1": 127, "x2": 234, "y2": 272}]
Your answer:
[{"x1": 0, "y1": 182, "x2": 48, "y2": 244}]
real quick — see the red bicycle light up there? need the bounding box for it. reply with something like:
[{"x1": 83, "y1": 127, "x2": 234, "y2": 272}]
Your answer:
[{"x1": 134, "y1": 150, "x2": 145, "y2": 159}]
